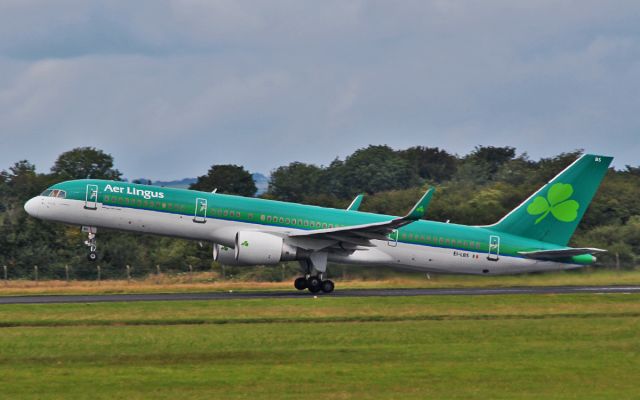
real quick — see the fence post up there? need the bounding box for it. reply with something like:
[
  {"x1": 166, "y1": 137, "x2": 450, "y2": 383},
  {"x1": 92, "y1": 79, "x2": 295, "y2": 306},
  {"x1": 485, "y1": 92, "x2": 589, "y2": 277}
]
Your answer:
[
  {"x1": 188, "y1": 264, "x2": 193, "y2": 283},
  {"x1": 126, "y1": 265, "x2": 131, "y2": 283},
  {"x1": 65, "y1": 265, "x2": 69, "y2": 284},
  {"x1": 3, "y1": 265, "x2": 7, "y2": 285},
  {"x1": 97, "y1": 265, "x2": 101, "y2": 284},
  {"x1": 34, "y1": 265, "x2": 38, "y2": 284},
  {"x1": 156, "y1": 264, "x2": 161, "y2": 284}
]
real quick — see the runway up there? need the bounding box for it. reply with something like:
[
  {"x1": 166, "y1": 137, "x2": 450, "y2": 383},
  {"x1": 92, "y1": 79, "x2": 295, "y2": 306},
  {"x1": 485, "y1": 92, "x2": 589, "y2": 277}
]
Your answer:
[{"x1": 1, "y1": 285, "x2": 640, "y2": 304}]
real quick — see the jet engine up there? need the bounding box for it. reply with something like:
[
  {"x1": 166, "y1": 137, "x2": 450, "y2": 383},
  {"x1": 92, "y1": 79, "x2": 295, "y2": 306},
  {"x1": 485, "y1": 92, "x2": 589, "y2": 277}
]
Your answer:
[
  {"x1": 234, "y1": 231, "x2": 298, "y2": 265},
  {"x1": 213, "y1": 243, "x2": 249, "y2": 266}
]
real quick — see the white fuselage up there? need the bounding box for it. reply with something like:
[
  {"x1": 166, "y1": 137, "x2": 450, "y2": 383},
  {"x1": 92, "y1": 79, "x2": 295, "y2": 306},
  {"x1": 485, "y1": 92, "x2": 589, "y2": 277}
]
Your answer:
[{"x1": 26, "y1": 195, "x2": 579, "y2": 275}]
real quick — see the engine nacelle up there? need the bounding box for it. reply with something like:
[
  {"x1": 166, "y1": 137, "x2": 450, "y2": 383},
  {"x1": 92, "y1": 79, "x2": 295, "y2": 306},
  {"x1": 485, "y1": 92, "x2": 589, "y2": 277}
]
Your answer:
[
  {"x1": 234, "y1": 231, "x2": 298, "y2": 265},
  {"x1": 213, "y1": 243, "x2": 249, "y2": 266}
]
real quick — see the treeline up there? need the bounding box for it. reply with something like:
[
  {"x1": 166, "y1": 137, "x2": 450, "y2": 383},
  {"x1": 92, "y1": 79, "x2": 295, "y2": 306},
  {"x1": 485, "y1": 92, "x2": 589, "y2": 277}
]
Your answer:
[{"x1": 1, "y1": 145, "x2": 639, "y2": 280}]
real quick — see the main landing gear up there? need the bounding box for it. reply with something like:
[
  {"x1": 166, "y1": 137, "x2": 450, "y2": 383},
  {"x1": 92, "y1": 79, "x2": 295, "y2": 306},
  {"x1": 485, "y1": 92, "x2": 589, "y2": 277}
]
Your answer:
[
  {"x1": 294, "y1": 275, "x2": 335, "y2": 294},
  {"x1": 296, "y1": 253, "x2": 333, "y2": 293},
  {"x1": 83, "y1": 226, "x2": 98, "y2": 262}
]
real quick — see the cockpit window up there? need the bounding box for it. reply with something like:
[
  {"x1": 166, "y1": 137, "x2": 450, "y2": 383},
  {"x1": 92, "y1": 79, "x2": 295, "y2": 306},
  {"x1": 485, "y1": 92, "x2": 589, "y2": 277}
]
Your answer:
[{"x1": 41, "y1": 189, "x2": 66, "y2": 198}]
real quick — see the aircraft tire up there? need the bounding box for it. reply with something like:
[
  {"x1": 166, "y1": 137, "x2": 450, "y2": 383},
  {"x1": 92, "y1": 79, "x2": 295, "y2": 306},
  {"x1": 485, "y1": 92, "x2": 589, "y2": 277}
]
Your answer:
[
  {"x1": 87, "y1": 252, "x2": 98, "y2": 262},
  {"x1": 294, "y1": 277, "x2": 307, "y2": 290},
  {"x1": 321, "y1": 280, "x2": 335, "y2": 294},
  {"x1": 307, "y1": 277, "x2": 322, "y2": 293}
]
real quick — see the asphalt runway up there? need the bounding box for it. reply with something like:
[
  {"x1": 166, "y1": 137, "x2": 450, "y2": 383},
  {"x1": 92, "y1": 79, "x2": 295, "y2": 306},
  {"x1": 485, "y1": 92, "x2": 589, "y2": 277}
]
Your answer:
[{"x1": 1, "y1": 285, "x2": 640, "y2": 304}]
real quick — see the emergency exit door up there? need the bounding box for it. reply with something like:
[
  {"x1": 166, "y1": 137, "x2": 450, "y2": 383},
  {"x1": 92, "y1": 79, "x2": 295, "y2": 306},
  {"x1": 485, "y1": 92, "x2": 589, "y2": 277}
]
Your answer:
[
  {"x1": 487, "y1": 235, "x2": 500, "y2": 261},
  {"x1": 193, "y1": 198, "x2": 207, "y2": 223}
]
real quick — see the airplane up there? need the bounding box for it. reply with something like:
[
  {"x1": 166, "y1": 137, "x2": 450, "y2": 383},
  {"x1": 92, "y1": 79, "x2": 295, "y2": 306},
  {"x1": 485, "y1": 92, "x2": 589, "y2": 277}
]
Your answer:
[{"x1": 24, "y1": 153, "x2": 612, "y2": 294}]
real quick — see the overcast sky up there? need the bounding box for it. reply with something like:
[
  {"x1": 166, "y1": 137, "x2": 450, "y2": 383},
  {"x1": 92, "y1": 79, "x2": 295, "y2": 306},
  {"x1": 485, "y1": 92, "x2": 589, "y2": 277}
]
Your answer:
[{"x1": 0, "y1": 1, "x2": 638, "y2": 179}]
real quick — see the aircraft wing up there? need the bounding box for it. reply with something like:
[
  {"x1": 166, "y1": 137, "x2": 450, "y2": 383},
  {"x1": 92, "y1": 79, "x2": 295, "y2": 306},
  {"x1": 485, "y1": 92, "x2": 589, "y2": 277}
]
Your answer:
[
  {"x1": 288, "y1": 188, "x2": 434, "y2": 247},
  {"x1": 518, "y1": 247, "x2": 606, "y2": 260}
]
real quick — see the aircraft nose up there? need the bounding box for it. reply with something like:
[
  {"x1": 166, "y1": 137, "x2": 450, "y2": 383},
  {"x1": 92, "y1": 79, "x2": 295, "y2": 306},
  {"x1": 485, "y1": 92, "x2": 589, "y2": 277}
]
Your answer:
[{"x1": 24, "y1": 197, "x2": 40, "y2": 217}]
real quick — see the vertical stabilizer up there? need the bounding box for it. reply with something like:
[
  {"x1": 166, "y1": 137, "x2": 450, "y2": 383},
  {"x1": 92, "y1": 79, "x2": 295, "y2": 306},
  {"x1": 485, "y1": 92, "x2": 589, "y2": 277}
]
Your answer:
[{"x1": 489, "y1": 154, "x2": 612, "y2": 246}]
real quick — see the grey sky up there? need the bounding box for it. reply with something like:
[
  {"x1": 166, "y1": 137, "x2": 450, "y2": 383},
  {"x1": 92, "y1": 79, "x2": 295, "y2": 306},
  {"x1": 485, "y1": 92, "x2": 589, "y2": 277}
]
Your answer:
[{"x1": 0, "y1": 0, "x2": 638, "y2": 179}]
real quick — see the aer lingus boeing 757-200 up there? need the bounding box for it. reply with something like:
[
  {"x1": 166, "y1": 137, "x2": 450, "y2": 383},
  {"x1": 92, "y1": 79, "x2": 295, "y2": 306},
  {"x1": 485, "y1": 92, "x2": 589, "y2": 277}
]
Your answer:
[{"x1": 24, "y1": 154, "x2": 612, "y2": 293}]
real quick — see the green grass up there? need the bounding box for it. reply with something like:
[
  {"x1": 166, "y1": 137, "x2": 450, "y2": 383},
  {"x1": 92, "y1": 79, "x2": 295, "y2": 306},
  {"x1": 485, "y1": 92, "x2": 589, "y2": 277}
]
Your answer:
[
  {"x1": 1, "y1": 295, "x2": 640, "y2": 399},
  {"x1": 2, "y1": 268, "x2": 640, "y2": 296}
]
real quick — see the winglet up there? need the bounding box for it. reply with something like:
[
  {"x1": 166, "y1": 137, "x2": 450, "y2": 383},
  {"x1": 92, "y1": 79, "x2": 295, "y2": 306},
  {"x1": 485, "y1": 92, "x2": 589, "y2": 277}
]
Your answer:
[
  {"x1": 404, "y1": 188, "x2": 435, "y2": 220},
  {"x1": 347, "y1": 194, "x2": 364, "y2": 211}
]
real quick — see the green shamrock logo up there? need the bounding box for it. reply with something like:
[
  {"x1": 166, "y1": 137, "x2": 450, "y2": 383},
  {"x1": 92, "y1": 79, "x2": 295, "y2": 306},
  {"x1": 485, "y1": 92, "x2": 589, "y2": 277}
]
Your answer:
[
  {"x1": 241, "y1": 240, "x2": 249, "y2": 247},
  {"x1": 526, "y1": 183, "x2": 580, "y2": 224}
]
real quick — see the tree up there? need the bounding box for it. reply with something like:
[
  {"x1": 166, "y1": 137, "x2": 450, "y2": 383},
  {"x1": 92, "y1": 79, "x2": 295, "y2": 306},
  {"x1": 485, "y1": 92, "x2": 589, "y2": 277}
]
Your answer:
[
  {"x1": 190, "y1": 164, "x2": 257, "y2": 196},
  {"x1": 268, "y1": 162, "x2": 322, "y2": 202},
  {"x1": 399, "y1": 146, "x2": 458, "y2": 182},
  {"x1": 51, "y1": 147, "x2": 122, "y2": 180},
  {"x1": 327, "y1": 145, "x2": 420, "y2": 197}
]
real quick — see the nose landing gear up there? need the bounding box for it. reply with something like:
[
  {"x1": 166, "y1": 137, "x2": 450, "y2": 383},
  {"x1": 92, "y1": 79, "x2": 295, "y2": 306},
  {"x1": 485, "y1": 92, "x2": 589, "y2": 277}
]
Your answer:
[{"x1": 82, "y1": 226, "x2": 98, "y2": 262}]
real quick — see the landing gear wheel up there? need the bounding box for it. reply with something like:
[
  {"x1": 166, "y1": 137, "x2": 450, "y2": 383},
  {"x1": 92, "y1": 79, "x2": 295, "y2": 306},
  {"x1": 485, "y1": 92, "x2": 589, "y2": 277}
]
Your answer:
[
  {"x1": 307, "y1": 277, "x2": 322, "y2": 293},
  {"x1": 87, "y1": 251, "x2": 98, "y2": 262},
  {"x1": 294, "y1": 277, "x2": 307, "y2": 290},
  {"x1": 321, "y1": 280, "x2": 335, "y2": 294}
]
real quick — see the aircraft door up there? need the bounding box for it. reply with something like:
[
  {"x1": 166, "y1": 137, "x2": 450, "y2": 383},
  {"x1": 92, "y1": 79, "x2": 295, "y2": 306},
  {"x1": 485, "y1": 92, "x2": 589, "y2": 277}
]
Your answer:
[
  {"x1": 388, "y1": 229, "x2": 398, "y2": 247},
  {"x1": 193, "y1": 198, "x2": 207, "y2": 223},
  {"x1": 487, "y1": 235, "x2": 500, "y2": 261},
  {"x1": 84, "y1": 184, "x2": 99, "y2": 210}
]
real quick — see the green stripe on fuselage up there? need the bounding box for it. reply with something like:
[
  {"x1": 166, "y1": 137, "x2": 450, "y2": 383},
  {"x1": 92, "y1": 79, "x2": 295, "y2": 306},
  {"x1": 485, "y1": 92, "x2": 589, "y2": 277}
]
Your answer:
[{"x1": 51, "y1": 179, "x2": 570, "y2": 260}]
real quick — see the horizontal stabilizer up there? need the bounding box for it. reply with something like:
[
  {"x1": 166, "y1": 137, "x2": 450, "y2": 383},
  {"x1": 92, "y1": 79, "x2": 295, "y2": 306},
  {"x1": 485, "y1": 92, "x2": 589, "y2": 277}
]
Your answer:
[{"x1": 518, "y1": 248, "x2": 606, "y2": 260}]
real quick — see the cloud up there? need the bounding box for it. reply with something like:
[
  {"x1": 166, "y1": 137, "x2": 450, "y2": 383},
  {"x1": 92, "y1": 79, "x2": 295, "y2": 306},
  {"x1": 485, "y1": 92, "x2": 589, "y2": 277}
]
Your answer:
[{"x1": 0, "y1": 1, "x2": 639, "y2": 178}]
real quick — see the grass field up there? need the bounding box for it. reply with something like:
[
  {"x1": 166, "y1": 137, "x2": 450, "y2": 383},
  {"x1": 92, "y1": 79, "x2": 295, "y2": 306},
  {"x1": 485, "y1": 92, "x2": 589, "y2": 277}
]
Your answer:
[
  {"x1": 1, "y1": 293, "x2": 639, "y2": 399},
  {"x1": 1, "y1": 268, "x2": 640, "y2": 296}
]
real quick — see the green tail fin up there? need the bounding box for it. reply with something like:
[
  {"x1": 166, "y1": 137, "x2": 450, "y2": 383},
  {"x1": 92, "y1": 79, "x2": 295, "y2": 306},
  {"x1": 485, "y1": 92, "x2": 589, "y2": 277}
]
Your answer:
[{"x1": 489, "y1": 154, "x2": 613, "y2": 246}]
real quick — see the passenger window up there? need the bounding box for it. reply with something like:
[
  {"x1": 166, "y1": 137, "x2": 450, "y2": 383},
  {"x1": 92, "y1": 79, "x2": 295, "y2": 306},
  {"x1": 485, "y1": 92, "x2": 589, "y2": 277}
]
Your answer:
[
  {"x1": 280, "y1": 217, "x2": 284, "y2": 223},
  {"x1": 439, "y1": 238, "x2": 444, "y2": 244},
  {"x1": 322, "y1": 223, "x2": 327, "y2": 228},
  {"x1": 230, "y1": 211, "x2": 235, "y2": 217},
  {"x1": 267, "y1": 216, "x2": 272, "y2": 222},
  {"x1": 261, "y1": 215, "x2": 265, "y2": 221},
  {"x1": 224, "y1": 210, "x2": 228, "y2": 216},
  {"x1": 248, "y1": 213, "x2": 253, "y2": 220},
  {"x1": 285, "y1": 218, "x2": 290, "y2": 224},
  {"x1": 304, "y1": 220, "x2": 309, "y2": 227},
  {"x1": 237, "y1": 212, "x2": 241, "y2": 218}
]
